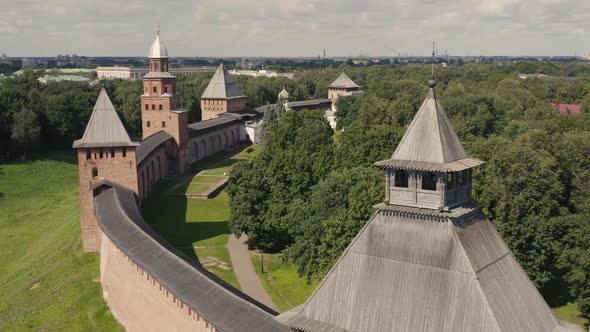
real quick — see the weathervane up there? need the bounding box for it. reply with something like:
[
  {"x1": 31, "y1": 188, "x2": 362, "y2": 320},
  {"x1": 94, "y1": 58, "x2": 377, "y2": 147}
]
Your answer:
[{"x1": 432, "y1": 40, "x2": 435, "y2": 78}]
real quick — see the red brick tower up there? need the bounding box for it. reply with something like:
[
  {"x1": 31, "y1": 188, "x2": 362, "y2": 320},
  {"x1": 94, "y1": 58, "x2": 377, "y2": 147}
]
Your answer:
[
  {"x1": 200, "y1": 63, "x2": 247, "y2": 121},
  {"x1": 140, "y1": 30, "x2": 189, "y2": 173},
  {"x1": 73, "y1": 88, "x2": 139, "y2": 252}
]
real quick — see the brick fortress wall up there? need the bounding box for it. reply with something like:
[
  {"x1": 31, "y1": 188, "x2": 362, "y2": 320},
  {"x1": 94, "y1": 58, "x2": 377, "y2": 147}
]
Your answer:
[
  {"x1": 78, "y1": 147, "x2": 138, "y2": 252},
  {"x1": 200, "y1": 97, "x2": 246, "y2": 121},
  {"x1": 100, "y1": 234, "x2": 218, "y2": 332}
]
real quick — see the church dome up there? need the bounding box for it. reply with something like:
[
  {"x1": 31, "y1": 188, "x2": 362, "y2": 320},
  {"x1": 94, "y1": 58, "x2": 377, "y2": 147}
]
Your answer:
[
  {"x1": 148, "y1": 32, "x2": 168, "y2": 59},
  {"x1": 278, "y1": 88, "x2": 289, "y2": 100}
]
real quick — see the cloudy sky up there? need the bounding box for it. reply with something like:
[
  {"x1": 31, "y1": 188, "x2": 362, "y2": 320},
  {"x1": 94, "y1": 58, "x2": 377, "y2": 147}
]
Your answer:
[{"x1": 1, "y1": 0, "x2": 589, "y2": 57}]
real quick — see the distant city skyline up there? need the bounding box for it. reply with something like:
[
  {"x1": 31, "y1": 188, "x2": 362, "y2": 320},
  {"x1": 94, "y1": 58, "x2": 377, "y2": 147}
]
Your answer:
[{"x1": 1, "y1": 0, "x2": 589, "y2": 57}]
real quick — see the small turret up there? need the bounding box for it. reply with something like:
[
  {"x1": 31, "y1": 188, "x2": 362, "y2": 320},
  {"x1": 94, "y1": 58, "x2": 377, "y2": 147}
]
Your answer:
[
  {"x1": 375, "y1": 80, "x2": 484, "y2": 211},
  {"x1": 278, "y1": 88, "x2": 289, "y2": 102}
]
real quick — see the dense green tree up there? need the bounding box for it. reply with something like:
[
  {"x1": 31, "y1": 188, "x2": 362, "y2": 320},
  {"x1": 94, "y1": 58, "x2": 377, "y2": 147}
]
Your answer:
[
  {"x1": 557, "y1": 213, "x2": 590, "y2": 320},
  {"x1": 11, "y1": 109, "x2": 41, "y2": 160},
  {"x1": 470, "y1": 136, "x2": 565, "y2": 288},
  {"x1": 334, "y1": 96, "x2": 360, "y2": 130},
  {"x1": 228, "y1": 110, "x2": 334, "y2": 251},
  {"x1": 283, "y1": 167, "x2": 384, "y2": 281}
]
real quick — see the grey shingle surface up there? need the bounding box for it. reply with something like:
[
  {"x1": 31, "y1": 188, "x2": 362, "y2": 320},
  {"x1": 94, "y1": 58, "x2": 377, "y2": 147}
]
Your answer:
[
  {"x1": 287, "y1": 99, "x2": 332, "y2": 108},
  {"x1": 376, "y1": 84, "x2": 483, "y2": 172},
  {"x1": 95, "y1": 185, "x2": 287, "y2": 332},
  {"x1": 279, "y1": 207, "x2": 566, "y2": 332},
  {"x1": 327, "y1": 73, "x2": 360, "y2": 88},
  {"x1": 136, "y1": 131, "x2": 173, "y2": 165},
  {"x1": 201, "y1": 64, "x2": 245, "y2": 99},
  {"x1": 73, "y1": 88, "x2": 138, "y2": 148}
]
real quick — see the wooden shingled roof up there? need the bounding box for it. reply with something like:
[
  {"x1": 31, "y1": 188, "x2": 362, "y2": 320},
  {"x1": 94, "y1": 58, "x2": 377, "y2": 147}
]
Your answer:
[
  {"x1": 201, "y1": 64, "x2": 245, "y2": 99},
  {"x1": 375, "y1": 81, "x2": 483, "y2": 172},
  {"x1": 328, "y1": 73, "x2": 360, "y2": 88},
  {"x1": 278, "y1": 207, "x2": 578, "y2": 332},
  {"x1": 73, "y1": 88, "x2": 138, "y2": 149}
]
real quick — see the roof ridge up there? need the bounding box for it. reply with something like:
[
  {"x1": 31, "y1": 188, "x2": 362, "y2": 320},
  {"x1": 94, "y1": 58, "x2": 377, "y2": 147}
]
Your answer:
[
  {"x1": 451, "y1": 221, "x2": 503, "y2": 331},
  {"x1": 348, "y1": 249, "x2": 474, "y2": 276}
]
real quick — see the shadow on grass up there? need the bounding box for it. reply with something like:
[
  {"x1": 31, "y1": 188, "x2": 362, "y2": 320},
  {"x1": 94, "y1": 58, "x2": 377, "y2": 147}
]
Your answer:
[
  {"x1": 191, "y1": 145, "x2": 250, "y2": 173},
  {"x1": 542, "y1": 274, "x2": 574, "y2": 308},
  {"x1": 142, "y1": 193, "x2": 230, "y2": 261}
]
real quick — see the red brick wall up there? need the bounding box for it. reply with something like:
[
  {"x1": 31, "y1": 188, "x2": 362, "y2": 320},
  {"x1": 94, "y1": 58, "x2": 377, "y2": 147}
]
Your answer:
[
  {"x1": 188, "y1": 125, "x2": 241, "y2": 164},
  {"x1": 200, "y1": 97, "x2": 246, "y2": 121},
  {"x1": 77, "y1": 147, "x2": 138, "y2": 252}
]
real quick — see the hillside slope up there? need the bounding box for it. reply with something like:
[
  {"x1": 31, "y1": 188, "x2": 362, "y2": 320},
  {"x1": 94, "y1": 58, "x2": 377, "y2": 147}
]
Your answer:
[{"x1": 0, "y1": 151, "x2": 120, "y2": 331}]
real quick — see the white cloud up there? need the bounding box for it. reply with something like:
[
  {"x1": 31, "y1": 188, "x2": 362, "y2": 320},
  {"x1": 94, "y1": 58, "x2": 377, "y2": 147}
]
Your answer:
[{"x1": 0, "y1": 0, "x2": 589, "y2": 56}]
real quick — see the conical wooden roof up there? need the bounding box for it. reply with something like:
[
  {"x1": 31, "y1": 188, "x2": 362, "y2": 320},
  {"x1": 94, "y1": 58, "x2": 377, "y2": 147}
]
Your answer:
[
  {"x1": 73, "y1": 89, "x2": 138, "y2": 148},
  {"x1": 201, "y1": 64, "x2": 245, "y2": 99},
  {"x1": 328, "y1": 73, "x2": 360, "y2": 88},
  {"x1": 376, "y1": 81, "x2": 483, "y2": 172}
]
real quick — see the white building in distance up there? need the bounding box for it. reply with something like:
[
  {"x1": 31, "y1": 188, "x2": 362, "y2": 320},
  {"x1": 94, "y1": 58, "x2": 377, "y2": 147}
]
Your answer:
[{"x1": 97, "y1": 66, "x2": 216, "y2": 80}]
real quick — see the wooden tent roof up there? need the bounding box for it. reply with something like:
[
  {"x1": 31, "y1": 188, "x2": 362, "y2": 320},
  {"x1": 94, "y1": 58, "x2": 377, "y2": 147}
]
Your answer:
[
  {"x1": 328, "y1": 73, "x2": 360, "y2": 89},
  {"x1": 73, "y1": 88, "x2": 138, "y2": 148},
  {"x1": 201, "y1": 64, "x2": 245, "y2": 99},
  {"x1": 376, "y1": 81, "x2": 483, "y2": 172}
]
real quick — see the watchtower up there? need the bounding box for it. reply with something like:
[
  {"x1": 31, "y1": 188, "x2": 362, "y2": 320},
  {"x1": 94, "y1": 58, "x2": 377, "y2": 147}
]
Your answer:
[
  {"x1": 140, "y1": 30, "x2": 189, "y2": 173},
  {"x1": 200, "y1": 64, "x2": 247, "y2": 121},
  {"x1": 73, "y1": 89, "x2": 139, "y2": 252},
  {"x1": 327, "y1": 72, "x2": 362, "y2": 107},
  {"x1": 376, "y1": 80, "x2": 484, "y2": 210}
]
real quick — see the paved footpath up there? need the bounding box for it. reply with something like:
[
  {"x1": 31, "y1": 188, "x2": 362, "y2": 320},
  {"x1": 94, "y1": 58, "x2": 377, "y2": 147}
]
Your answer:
[{"x1": 227, "y1": 233, "x2": 278, "y2": 311}]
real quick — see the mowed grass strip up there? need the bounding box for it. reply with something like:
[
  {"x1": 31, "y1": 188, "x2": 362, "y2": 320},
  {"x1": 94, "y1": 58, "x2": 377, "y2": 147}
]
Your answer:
[
  {"x1": 0, "y1": 151, "x2": 121, "y2": 331},
  {"x1": 250, "y1": 252, "x2": 318, "y2": 313}
]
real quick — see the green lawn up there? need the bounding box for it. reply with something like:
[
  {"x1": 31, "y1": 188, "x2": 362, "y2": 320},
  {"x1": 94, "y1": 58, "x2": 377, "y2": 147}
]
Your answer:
[
  {"x1": 552, "y1": 303, "x2": 588, "y2": 328},
  {"x1": 168, "y1": 154, "x2": 237, "y2": 196},
  {"x1": 250, "y1": 252, "x2": 318, "y2": 313},
  {"x1": 233, "y1": 145, "x2": 261, "y2": 159},
  {"x1": 0, "y1": 151, "x2": 121, "y2": 331},
  {"x1": 142, "y1": 150, "x2": 248, "y2": 289}
]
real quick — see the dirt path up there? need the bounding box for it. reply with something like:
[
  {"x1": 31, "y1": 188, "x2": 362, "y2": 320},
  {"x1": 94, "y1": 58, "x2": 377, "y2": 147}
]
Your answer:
[{"x1": 227, "y1": 233, "x2": 278, "y2": 311}]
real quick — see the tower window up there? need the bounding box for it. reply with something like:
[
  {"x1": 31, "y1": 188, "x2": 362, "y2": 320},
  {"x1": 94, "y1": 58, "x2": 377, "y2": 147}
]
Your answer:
[
  {"x1": 147, "y1": 121, "x2": 151, "y2": 128},
  {"x1": 86, "y1": 150, "x2": 91, "y2": 160},
  {"x1": 422, "y1": 172, "x2": 437, "y2": 191},
  {"x1": 152, "y1": 104, "x2": 155, "y2": 110},
  {"x1": 99, "y1": 149, "x2": 103, "y2": 158},
  {"x1": 110, "y1": 147, "x2": 115, "y2": 158},
  {"x1": 159, "y1": 104, "x2": 163, "y2": 111},
  {"x1": 458, "y1": 171, "x2": 466, "y2": 186},
  {"x1": 122, "y1": 147, "x2": 127, "y2": 157},
  {"x1": 394, "y1": 170, "x2": 409, "y2": 188},
  {"x1": 92, "y1": 167, "x2": 98, "y2": 178},
  {"x1": 447, "y1": 173, "x2": 455, "y2": 189},
  {"x1": 162, "y1": 121, "x2": 166, "y2": 128},
  {"x1": 145, "y1": 104, "x2": 148, "y2": 110},
  {"x1": 153, "y1": 86, "x2": 157, "y2": 94},
  {"x1": 164, "y1": 86, "x2": 168, "y2": 93}
]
